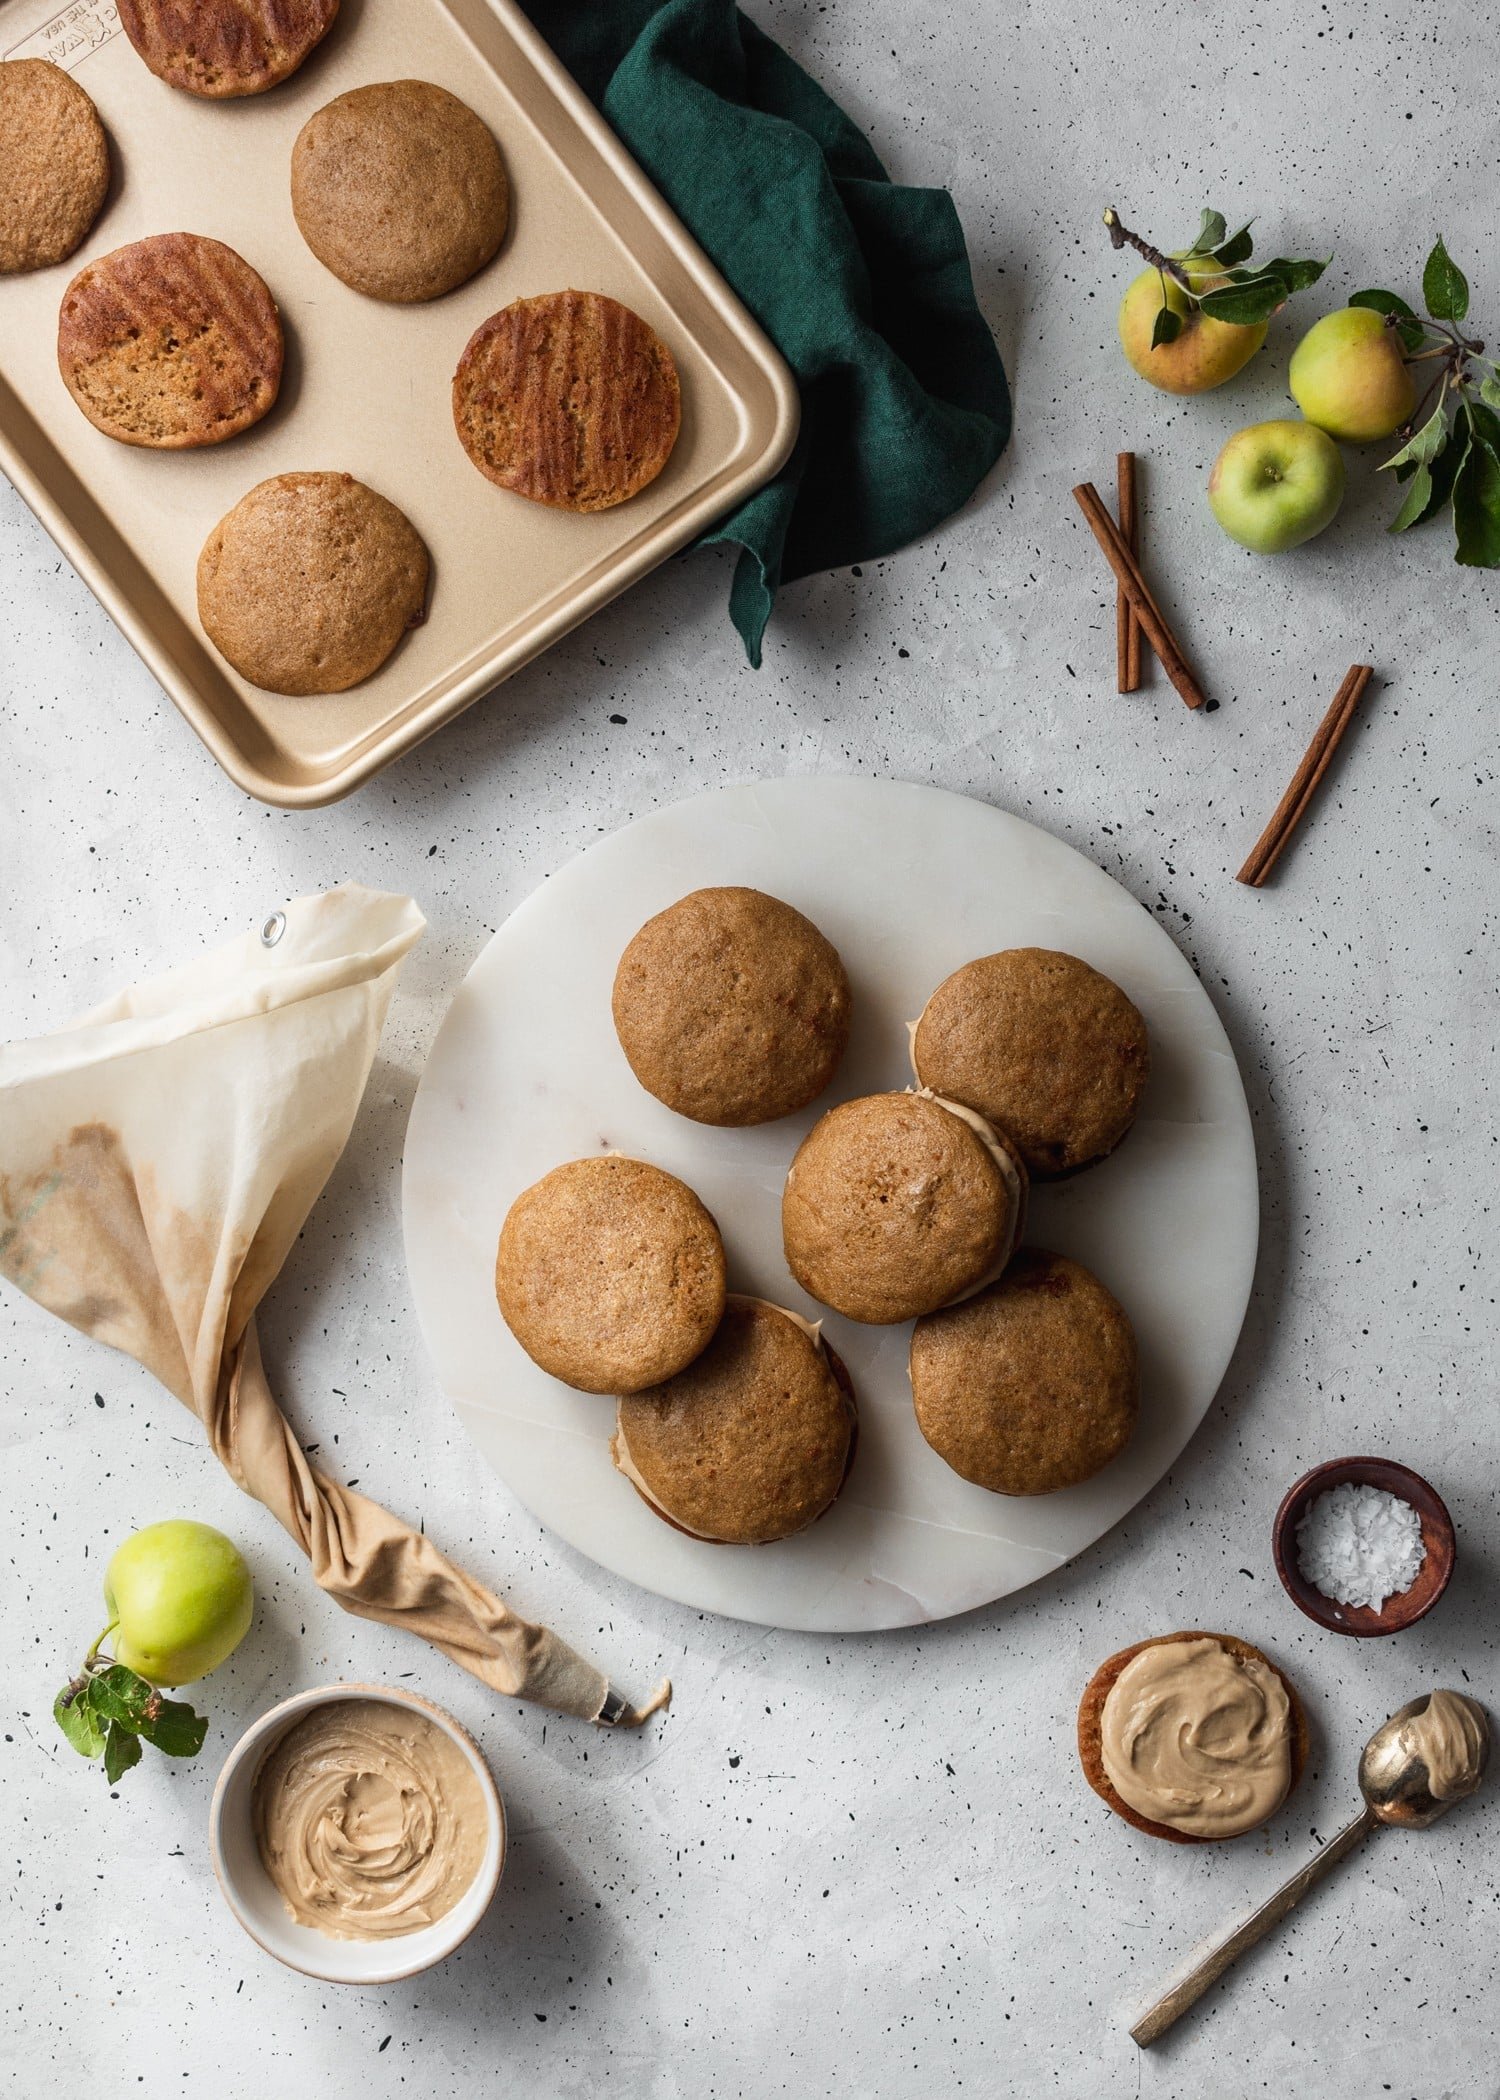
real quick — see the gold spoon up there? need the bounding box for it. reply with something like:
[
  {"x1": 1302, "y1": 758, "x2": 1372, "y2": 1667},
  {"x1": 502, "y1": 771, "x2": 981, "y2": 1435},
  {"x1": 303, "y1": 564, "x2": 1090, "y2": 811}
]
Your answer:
[{"x1": 1131, "y1": 1690, "x2": 1490, "y2": 2048}]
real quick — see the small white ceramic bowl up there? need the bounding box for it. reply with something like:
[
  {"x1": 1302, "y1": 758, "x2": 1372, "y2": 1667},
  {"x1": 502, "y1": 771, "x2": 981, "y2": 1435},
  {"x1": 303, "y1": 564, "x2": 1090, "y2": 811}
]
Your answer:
[{"x1": 209, "y1": 1681, "x2": 506, "y2": 1984}]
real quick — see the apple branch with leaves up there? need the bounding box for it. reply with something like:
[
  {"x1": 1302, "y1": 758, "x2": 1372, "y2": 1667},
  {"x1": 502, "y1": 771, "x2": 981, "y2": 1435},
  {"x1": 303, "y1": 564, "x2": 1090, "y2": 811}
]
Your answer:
[
  {"x1": 1103, "y1": 206, "x2": 1330, "y2": 344},
  {"x1": 1354, "y1": 240, "x2": 1500, "y2": 565},
  {"x1": 54, "y1": 1626, "x2": 208, "y2": 1786}
]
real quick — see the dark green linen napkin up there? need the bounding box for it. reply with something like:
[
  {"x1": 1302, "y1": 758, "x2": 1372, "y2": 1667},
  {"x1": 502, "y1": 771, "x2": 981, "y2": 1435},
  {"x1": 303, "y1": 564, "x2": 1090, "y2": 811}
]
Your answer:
[{"x1": 519, "y1": 0, "x2": 1012, "y2": 664}]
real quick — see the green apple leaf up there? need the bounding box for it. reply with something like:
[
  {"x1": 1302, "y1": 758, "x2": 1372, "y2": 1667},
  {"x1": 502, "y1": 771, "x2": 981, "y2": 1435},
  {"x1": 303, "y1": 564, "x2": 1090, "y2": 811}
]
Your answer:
[
  {"x1": 53, "y1": 1681, "x2": 106, "y2": 1758},
  {"x1": 103, "y1": 1721, "x2": 143, "y2": 1786},
  {"x1": 1388, "y1": 464, "x2": 1434, "y2": 532},
  {"x1": 1188, "y1": 208, "x2": 1228, "y2": 256},
  {"x1": 140, "y1": 1697, "x2": 208, "y2": 1759},
  {"x1": 1453, "y1": 413, "x2": 1500, "y2": 566},
  {"x1": 1200, "y1": 257, "x2": 1329, "y2": 325},
  {"x1": 1265, "y1": 255, "x2": 1332, "y2": 294},
  {"x1": 1423, "y1": 237, "x2": 1469, "y2": 323},
  {"x1": 1350, "y1": 286, "x2": 1427, "y2": 352},
  {"x1": 1469, "y1": 399, "x2": 1500, "y2": 454},
  {"x1": 1380, "y1": 401, "x2": 1451, "y2": 474},
  {"x1": 87, "y1": 1663, "x2": 156, "y2": 1729},
  {"x1": 1150, "y1": 303, "x2": 1184, "y2": 349},
  {"x1": 1480, "y1": 373, "x2": 1500, "y2": 413},
  {"x1": 1212, "y1": 222, "x2": 1255, "y2": 267}
]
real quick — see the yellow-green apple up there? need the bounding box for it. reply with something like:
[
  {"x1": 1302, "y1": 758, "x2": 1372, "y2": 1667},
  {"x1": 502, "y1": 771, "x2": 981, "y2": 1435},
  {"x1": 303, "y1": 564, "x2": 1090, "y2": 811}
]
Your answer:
[
  {"x1": 1208, "y1": 420, "x2": 1345, "y2": 552},
  {"x1": 104, "y1": 1520, "x2": 253, "y2": 1685},
  {"x1": 1289, "y1": 307, "x2": 1417, "y2": 442},
  {"x1": 1118, "y1": 253, "x2": 1268, "y2": 395}
]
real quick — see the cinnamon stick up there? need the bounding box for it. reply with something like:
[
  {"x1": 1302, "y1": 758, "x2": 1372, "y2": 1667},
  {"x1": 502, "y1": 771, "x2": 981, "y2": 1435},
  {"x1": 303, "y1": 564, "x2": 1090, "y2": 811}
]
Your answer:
[
  {"x1": 1072, "y1": 483, "x2": 1206, "y2": 711},
  {"x1": 1116, "y1": 452, "x2": 1142, "y2": 693},
  {"x1": 1236, "y1": 664, "x2": 1374, "y2": 887}
]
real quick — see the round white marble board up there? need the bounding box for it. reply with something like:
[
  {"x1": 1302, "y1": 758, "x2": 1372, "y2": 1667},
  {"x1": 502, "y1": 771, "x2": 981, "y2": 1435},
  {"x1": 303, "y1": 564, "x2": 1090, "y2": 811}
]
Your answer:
[{"x1": 401, "y1": 777, "x2": 1258, "y2": 1633}]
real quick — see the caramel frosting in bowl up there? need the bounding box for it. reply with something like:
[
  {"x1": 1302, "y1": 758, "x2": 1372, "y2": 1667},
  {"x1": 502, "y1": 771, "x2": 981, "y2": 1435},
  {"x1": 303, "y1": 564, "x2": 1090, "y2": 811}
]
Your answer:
[
  {"x1": 252, "y1": 1697, "x2": 489, "y2": 1942},
  {"x1": 1100, "y1": 1636, "x2": 1292, "y2": 1838}
]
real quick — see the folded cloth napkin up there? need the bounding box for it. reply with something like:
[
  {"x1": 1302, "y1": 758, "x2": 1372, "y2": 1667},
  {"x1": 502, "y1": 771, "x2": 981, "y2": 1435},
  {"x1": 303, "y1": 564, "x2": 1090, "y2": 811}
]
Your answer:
[
  {"x1": 522, "y1": 0, "x2": 1011, "y2": 663},
  {"x1": 0, "y1": 887, "x2": 666, "y2": 1727}
]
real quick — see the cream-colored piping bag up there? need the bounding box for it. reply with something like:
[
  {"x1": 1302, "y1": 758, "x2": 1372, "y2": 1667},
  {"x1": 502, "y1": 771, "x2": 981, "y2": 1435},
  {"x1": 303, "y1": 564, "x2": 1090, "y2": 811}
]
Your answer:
[{"x1": 0, "y1": 886, "x2": 666, "y2": 1728}]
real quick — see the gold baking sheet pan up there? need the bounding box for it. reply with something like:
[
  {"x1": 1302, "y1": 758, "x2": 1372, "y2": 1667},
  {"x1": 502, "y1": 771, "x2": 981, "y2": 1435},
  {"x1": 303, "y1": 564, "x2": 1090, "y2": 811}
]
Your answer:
[{"x1": 0, "y1": 0, "x2": 798, "y2": 806}]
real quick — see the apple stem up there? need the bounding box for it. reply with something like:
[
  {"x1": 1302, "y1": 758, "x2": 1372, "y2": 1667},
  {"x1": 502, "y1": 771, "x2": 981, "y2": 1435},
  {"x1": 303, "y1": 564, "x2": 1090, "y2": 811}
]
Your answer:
[
  {"x1": 84, "y1": 1621, "x2": 118, "y2": 1670},
  {"x1": 1102, "y1": 208, "x2": 1193, "y2": 292}
]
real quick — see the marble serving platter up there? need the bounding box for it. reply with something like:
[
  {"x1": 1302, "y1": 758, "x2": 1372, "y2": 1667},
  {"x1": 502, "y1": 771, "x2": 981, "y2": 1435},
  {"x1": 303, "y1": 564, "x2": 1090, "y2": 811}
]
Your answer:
[{"x1": 401, "y1": 777, "x2": 1258, "y2": 1632}]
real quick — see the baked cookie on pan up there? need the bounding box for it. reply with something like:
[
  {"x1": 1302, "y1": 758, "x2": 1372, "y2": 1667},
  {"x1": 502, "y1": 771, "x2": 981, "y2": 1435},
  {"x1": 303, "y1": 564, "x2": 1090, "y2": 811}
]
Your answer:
[
  {"x1": 613, "y1": 1296, "x2": 856, "y2": 1544},
  {"x1": 1077, "y1": 1632, "x2": 1308, "y2": 1843},
  {"x1": 58, "y1": 232, "x2": 282, "y2": 448},
  {"x1": 909, "y1": 1247, "x2": 1136, "y2": 1493},
  {"x1": 116, "y1": 0, "x2": 339, "y2": 97},
  {"x1": 496, "y1": 1156, "x2": 726, "y2": 1395},
  {"x1": 453, "y1": 289, "x2": 680, "y2": 512},
  {"x1": 613, "y1": 887, "x2": 851, "y2": 1127},
  {"x1": 0, "y1": 60, "x2": 110, "y2": 275},
  {"x1": 292, "y1": 81, "x2": 508, "y2": 303},
  {"x1": 912, "y1": 948, "x2": 1149, "y2": 1178},
  {"x1": 197, "y1": 472, "x2": 429, "y2": 694}
]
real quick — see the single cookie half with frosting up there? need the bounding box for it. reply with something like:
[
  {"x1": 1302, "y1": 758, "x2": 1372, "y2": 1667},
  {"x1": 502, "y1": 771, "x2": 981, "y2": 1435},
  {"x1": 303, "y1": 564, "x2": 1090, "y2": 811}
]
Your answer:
[{"x1": 1077, "y1": 1632, "x2": 1307, "y2": 1843}]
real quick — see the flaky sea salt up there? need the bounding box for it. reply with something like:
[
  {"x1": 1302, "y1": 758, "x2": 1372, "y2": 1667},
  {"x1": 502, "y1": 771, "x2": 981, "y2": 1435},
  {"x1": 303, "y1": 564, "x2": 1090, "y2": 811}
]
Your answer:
[{"x1": 1295, "y1": 1481, "x2": 1426, "y2": 1611}]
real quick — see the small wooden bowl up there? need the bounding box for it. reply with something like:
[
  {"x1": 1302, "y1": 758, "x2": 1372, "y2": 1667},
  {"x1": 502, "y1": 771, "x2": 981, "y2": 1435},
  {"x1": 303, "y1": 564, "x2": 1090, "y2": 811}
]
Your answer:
[{"x1": 1272, "y1": 1457, "x2": 1455, "y2": 1635}]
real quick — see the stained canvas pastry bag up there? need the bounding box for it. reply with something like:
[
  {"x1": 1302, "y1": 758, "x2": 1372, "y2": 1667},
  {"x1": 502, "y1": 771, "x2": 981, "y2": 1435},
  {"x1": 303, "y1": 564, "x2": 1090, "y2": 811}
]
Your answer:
[{"x1": 0, "y1": 885, "x2": 661, "y2": 1726}]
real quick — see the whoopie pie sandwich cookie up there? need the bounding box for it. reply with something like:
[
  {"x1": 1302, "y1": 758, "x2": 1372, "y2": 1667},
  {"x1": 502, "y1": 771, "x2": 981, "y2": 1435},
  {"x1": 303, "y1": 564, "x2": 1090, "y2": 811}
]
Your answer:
[
  {"x1": 612, "y1": 1296, "x2": 857, "y2": 1545},
  {"x1": 292, "y1": 81, "x2": 508, "y2": 302},
  {"x1": 613, "y1": 887, "x2": 852, "y2": 1127},
  {"x1": 1078, "y1": 1632, "x2": 1308, "y2": 1843},
  {"x1": 0, "y1": 60, "x2": 110, "y2": 275},
  {"x1": 496, "y1": 1156, "x2": 726, "y2": 1395},
  {"x1": 781, "y1": 1090, "x2": 1026, "y2": 1325},
  {"x1": 911, "y1": 947, "x2": 1149, "y2": 1178},
  {"x1": 909, "y1": 1247, "x2": 1136, "y2": 1493},
  {"x1": 58, "y1": 233, "x2": 283, "y2": 448},
  {"x1": 116, "y1": 0, "x2": 340, "y2": 98}
]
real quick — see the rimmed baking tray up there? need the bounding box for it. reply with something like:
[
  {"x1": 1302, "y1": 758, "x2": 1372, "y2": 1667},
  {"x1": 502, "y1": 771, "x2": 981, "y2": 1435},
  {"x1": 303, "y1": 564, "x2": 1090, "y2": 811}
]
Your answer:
[{"x1": 0, "y1": 0, "x2": 798, "y2": 806}]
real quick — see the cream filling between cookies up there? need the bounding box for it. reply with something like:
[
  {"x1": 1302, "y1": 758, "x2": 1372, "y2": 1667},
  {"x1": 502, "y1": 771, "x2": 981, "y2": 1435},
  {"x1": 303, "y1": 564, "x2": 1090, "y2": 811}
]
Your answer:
[
  {"x1": 910, "y1": 1089, "x2": 1025, "y2": 1305},
  {"x1": 1100, "y1": 1637, "x2": 1292, "y2": 1838},
  {"x1": 611, "y1": 1298, "x2": 827, "y2": 1543}
]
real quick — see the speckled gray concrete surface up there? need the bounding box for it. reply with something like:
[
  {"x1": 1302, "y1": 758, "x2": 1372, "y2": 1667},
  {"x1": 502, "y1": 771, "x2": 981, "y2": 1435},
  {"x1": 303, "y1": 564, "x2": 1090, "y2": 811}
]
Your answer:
[{"x1": 2, "y1": 1, "x2": 1498, "y2": 2094}]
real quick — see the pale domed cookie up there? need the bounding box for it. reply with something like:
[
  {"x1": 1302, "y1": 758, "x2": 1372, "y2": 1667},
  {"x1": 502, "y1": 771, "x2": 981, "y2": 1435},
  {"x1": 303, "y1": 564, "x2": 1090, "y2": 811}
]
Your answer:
[
  {"x1": 613, "y1": 887, "x2": 852, "y2": 1127},
  {"x1": 58, "y1": 232, "x2": 282, "y2": 448},
  {"x1": 612, "y1": 1297, "x2": 856, "y2": 1544},
  {"x1": 909, "y1": 1247, "x2": 1136, "y2": 1493},
  {"x1": 781, "y1": 1090, "x2": 1026, "y2": 1325},
  {"x1": 912, "y1": 948, "x2": 1149, "y2": 1178},
  {"x1": 292, "y1": 82, "x2": 508, "y2": 303},
  {"x1": 1077, "y1": 1632, "x2": 1308, "y2": 1844},
  {"x1": 197, "y1": 472, "x2": 429, "y2": 694},
  {"x1": 116, "y1": 0, "x2": 340, "y2": 97},
  {"x1": 0, "y1": 60, "x2": 110, "y2": 275},
  {"x1": 453, "y1": 289, "x2": 680, "y2": 512},
  {"x1": 496, "y1": 1156, "x2": 726, "y2": 1395}
]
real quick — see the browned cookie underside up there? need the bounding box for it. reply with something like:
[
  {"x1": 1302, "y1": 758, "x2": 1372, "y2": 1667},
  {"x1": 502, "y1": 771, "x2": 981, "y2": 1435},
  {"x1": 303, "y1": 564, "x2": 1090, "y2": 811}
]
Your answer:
[
  {"x1": 117, "y1": 0, "x2": 339, "y2": 97},
  {"x1": 914, "y1": 948, "x2": 1150, "y2": 1178},
  {"x1": 453, "y1": 289, "x2": 680, "y2": 512},
  {"x1": 58, "y1": 232, "x2": 282, "y2": 448},
  {"x1": 0, "y1": 60, "x2": 110, "y2": 274},
  {"x1": 1076, "y1": 1633, "x2": 1309, "y2": 1845},
  {"x1": 292, "y1": 81, "x2": 508, "y2": 303},
  {"x1": 495, "y1": 1156, "x2": 726, "y2": 1394},
  {"x1": 616, "y1": 1299, "x2": 855, "y2": 1544},
  {"x1": 910, "y1": 1247, "x2": 1138, "y2": 1493},
  {"x1": 613, "y1": 887, "x2": 851, "y2": 1126},
  {"x1": 197, "y1": 471, "x2": 429, "y2": 694}
]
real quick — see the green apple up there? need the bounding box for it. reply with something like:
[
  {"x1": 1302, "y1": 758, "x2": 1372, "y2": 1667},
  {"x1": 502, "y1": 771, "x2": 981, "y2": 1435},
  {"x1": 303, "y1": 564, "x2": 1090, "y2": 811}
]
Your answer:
[
  {"x1": 1289, "y1": 306, "x2": 1417, "y2": 442},
  {"x1": 104, "y1": 1520, "x2": 253, "y2": 1686},
  {"x1": 1208, "y1": 419, "x2": 1345, "y2": 553},
  {"x1": 1118, "y1": 253, "x2": 1268, "y2": 395}
]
